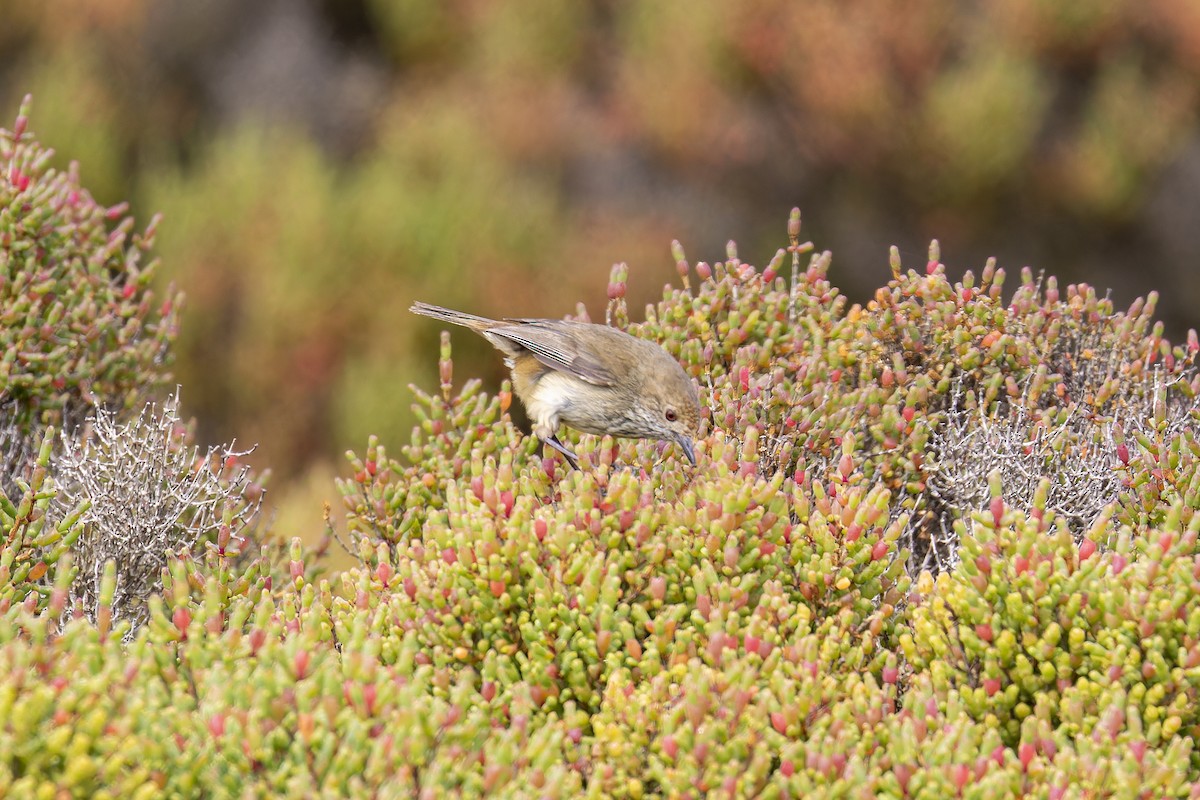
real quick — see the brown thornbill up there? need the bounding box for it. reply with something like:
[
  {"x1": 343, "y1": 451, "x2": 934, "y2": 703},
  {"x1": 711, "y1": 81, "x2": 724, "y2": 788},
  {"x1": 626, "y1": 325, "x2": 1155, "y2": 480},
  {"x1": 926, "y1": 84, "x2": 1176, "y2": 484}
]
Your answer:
[{"x1": 410, "y1": 302, "x2": 702, "y2": 469}]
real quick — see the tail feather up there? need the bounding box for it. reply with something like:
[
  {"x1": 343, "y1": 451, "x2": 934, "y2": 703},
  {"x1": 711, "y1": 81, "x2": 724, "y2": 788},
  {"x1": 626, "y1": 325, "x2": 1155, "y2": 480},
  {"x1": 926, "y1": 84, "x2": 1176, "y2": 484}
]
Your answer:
[{"x1": 409, "y1": 302, "x2": 498, "y2": 333}]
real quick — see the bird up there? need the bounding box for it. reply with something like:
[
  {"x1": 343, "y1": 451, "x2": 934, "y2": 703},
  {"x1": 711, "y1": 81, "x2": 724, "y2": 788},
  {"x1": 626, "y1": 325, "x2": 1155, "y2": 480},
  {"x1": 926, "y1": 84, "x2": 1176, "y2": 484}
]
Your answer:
[{"x1": 410, "y1": 301, "x2": 702, "y2": 470}]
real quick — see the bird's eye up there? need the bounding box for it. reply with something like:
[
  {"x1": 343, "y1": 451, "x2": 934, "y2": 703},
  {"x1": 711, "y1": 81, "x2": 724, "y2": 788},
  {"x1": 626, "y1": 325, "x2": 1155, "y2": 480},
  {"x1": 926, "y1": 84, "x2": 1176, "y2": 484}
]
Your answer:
[{"x1": 665, "y1": 408, "x2": 678, "y2": 422}]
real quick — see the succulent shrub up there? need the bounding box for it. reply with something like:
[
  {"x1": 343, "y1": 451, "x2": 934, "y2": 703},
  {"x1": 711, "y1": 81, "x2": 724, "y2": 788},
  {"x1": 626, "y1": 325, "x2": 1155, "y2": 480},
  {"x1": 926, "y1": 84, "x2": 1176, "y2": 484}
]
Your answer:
[
  {"x1": 7, "y1": 95, "x2": 1200, "y2": 793},
  {"x1": 0, "y1": 554, "x2": 585, "y2": 799},
  {"x1": 0, "y1": 104, "x2": 273, "y2": 630},
  {"x1": 0, "y1": 428, "x2": 85, "y2": 615},
  {"x1": 330, "y1": 207, "x2": 1200, "y2": 796},
  {"x1": 906, "y1": 481, "x2": 1200, "y2": 763},
  {"x1": 0, "y1": 96, "x2": 180, "y2": 497}
]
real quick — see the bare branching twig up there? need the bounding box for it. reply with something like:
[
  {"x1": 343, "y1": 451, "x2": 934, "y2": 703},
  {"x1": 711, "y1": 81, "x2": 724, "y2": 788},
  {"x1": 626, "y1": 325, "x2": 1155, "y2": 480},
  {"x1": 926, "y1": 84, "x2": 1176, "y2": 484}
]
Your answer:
[
  {"x1": 925, "y1": 368, "x2": 1198, "y2": 570},
  {"x1": 55, "y1": 391, "x2": 262, "y2": 629}
]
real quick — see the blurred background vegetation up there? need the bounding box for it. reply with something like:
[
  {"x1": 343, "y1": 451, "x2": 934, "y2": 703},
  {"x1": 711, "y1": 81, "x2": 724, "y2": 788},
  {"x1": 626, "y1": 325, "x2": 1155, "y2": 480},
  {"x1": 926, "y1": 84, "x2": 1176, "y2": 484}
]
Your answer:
[{"x1": 4, "y1": 0, "x2": 1199, "y2": 538}]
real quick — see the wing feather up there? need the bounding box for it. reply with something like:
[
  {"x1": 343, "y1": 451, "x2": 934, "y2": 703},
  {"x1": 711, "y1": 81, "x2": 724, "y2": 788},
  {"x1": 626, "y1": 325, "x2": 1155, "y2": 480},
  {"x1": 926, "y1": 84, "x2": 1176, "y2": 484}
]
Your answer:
[{"x1": 489, "y1": 323, "x2": 618, "y2": 387}]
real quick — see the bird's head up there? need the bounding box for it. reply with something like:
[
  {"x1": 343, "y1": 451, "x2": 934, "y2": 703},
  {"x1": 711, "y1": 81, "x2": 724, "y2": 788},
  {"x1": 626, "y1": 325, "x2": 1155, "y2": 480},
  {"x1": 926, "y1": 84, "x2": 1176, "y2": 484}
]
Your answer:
[{"x1": 634, "y1": 361, "x2": 702, "y2": 466}]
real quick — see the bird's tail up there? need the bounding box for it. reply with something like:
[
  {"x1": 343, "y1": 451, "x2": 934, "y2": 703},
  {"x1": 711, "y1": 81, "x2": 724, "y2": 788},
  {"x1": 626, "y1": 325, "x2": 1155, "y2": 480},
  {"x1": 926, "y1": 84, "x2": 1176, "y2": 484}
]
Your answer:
[{"x1": 409, "y1": 302, "x2": 499, "y2": 333}]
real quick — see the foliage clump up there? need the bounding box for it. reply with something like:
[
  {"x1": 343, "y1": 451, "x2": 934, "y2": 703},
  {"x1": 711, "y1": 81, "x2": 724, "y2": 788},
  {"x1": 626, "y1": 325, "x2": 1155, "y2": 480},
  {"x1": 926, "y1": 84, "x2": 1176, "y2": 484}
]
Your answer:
[
  {"x1": 6, "y1": 105, "x2": 1200, "y2": 796},
  {"x1": 0, "y1": 105, "x2": 266, "y2": 629},
  {"x1": 328, "y1": 209, "x2": 1200, "y2": 793},
  {"x1": 907, "y1": 488, "x2": 1200, "y2": 759},
  {"x1": 0, "y1": 94, "x2": 180, "y2": 497}
]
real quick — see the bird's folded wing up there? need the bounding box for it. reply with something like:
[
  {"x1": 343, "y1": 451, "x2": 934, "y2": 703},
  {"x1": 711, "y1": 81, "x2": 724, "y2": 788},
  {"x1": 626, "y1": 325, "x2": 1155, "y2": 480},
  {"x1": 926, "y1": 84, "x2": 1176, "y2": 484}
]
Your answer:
[{"x1": 490, "y1": 323, "x2": 618, "y2": 387}]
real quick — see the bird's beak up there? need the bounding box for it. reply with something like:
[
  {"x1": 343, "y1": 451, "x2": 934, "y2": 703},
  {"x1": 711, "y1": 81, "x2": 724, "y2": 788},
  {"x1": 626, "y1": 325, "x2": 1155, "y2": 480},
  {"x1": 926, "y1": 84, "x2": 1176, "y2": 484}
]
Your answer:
[{"x1": 678, "y1": 436, "x2": 696, "y2": 466}]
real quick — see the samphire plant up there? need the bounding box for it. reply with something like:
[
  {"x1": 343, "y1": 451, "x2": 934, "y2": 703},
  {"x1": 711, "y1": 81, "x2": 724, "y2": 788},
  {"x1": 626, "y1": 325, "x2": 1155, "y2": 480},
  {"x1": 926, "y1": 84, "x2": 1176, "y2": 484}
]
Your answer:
[
  {"x1": 0, "y1": 94, "x2": 180, "y2": 499},
  {"x1": 0, "y1": 99, "x2": 268, "y2": 634},
  {"x1": 5, "y1": 100, "x2": 1200, "y2": 798}
]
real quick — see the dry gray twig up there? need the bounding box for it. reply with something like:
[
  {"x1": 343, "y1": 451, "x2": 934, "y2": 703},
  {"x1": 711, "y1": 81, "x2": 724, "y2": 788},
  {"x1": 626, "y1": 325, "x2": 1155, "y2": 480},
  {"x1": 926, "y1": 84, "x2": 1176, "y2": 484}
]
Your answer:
[
  {"x1": 55, "y1": 390, "x2": 262, "y2": 629},
  {"x1": 925, "y1": 369, "x2": 1197, "y2": 571}
]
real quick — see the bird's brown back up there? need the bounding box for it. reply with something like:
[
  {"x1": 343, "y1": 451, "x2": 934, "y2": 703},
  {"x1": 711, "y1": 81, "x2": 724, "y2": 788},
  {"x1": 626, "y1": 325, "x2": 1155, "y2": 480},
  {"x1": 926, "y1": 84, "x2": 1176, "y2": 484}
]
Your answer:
[
  {"x1": 410, "y1": 300, "x2": 703, "y2": 445},
  {"x1": 412, "y1": 302, "x2": 648, "y2": 387}
]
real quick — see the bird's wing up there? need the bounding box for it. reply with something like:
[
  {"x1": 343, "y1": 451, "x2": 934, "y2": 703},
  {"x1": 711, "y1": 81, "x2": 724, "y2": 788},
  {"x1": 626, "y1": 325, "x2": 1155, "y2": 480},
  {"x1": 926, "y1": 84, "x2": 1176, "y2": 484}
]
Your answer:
[{"x1": 488, "y1": 322, "x2": 618, "y2": 387}]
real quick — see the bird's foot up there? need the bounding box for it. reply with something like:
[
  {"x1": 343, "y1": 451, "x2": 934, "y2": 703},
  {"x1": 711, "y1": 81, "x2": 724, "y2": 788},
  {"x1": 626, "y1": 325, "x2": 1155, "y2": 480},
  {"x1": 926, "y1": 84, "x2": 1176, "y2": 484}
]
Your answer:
[{"x1": 543, "y1": 435, "x2": 580, "y2": 471}]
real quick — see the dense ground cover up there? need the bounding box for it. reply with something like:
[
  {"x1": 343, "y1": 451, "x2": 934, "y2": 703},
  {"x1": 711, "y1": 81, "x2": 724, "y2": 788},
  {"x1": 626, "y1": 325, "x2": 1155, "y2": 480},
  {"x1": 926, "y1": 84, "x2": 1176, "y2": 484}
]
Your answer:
[{"x1": 4, "y1": 100, "x2": 1200, "y2": 799}]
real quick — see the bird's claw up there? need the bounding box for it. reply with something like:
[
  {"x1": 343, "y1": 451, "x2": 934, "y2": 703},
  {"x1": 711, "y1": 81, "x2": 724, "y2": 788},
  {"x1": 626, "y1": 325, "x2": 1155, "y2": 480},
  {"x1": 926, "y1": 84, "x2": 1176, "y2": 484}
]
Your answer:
[{"x1": 544, "y1": 435, "x2": 581, "y2": 471}]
